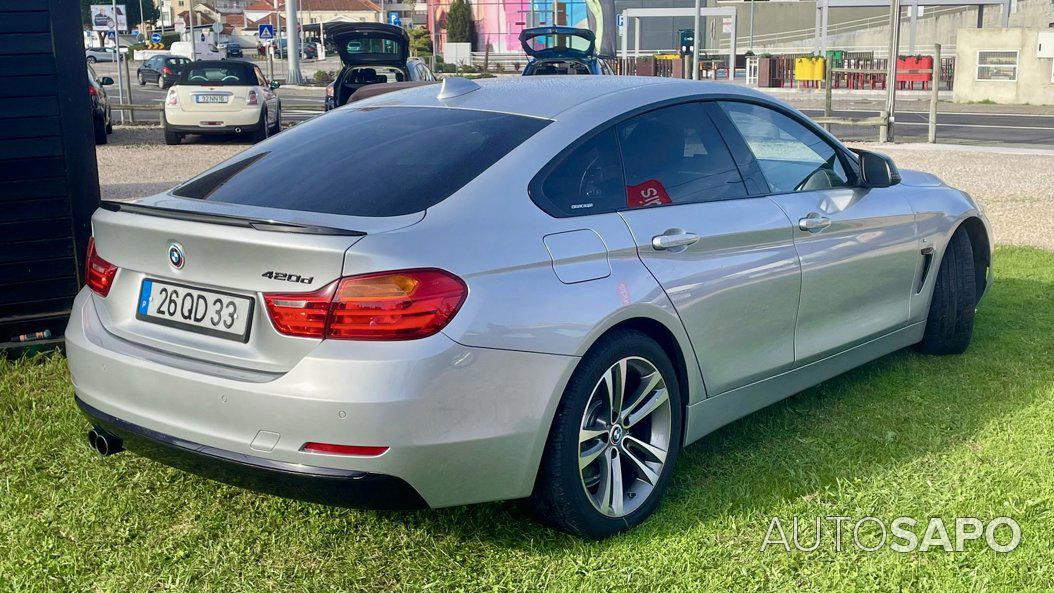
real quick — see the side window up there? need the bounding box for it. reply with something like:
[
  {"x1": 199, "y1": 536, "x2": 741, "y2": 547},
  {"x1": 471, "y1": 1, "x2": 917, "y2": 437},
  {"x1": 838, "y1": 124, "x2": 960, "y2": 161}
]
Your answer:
[
  {"x1": 533, "y1": 128, "x2": 625, "y2": 217},
  {"x1": 719, "y1": 101, "x2": 850, "y2": 193},
  {"x1": 254, "y1": 66, "x2": 268, "y2": 86},
  {"x1": 616, "y1": 102, "x2": 746, "y2": 207}
]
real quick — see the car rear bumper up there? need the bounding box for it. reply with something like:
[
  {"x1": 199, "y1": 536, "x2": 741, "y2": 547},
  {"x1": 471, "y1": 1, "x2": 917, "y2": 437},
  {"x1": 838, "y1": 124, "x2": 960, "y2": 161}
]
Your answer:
[
  {"x1": 76, "y1": 395, "x2": 428, "y2": 508},
  {"x1": 164, "y1": 107, "x2": 262, "y2": 132},
  {"x1": 65, "y1": 289, "x2": 576, "y2": 508}
]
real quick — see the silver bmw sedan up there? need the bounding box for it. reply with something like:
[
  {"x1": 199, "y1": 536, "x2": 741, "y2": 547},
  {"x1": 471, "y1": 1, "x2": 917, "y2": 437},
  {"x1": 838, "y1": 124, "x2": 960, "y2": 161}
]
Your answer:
[{"x1": 67, "y1": 76, "x2": 992, "y2": 539}]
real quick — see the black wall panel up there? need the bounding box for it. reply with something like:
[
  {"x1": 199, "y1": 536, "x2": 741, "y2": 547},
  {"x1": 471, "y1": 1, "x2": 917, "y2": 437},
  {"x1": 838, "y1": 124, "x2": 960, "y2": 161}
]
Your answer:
[{"x1": 0, "y1": 0, "x2": 100, "y2": 347}]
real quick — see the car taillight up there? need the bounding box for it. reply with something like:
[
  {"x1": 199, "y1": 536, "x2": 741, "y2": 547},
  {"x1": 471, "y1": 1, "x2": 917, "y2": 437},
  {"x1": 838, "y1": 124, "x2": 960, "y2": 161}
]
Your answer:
[
  {"x1": 166, "y1": 89, "x2": 178, "y2": 106},
  {"x1": 85, "y1": 237, "x2": 118, "y2": 297},
  {"x1": 263, "y1": 269, "x2": 467, "y2": 341},
  {"x1": 88, "y1": 84, "x2": 97, "y2": 97},
  {"x1": 247, "y1": 89, "x2": 258, "y2": 105},
  {"x1": 163, "y1": 65, "x2": 172, "y2": 75}
]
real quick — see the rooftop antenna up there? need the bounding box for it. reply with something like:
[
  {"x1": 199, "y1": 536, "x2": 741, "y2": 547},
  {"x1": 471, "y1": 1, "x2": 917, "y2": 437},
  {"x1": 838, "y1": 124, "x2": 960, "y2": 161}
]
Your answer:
[{"x1": 437, "y1": 77, "x2": 481, "y2": 100}]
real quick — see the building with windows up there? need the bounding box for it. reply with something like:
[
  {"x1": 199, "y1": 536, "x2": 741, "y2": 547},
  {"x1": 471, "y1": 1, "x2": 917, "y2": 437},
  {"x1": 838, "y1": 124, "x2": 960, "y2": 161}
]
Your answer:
[{"x1": 954, "y1": 28, "x2": 1054, "y2": 104}]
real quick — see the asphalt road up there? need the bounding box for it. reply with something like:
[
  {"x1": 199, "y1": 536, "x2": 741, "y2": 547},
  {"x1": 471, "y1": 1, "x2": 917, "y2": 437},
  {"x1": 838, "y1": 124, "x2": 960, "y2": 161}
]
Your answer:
[{"x1": 800, "y1": 108, "x2": 1054, "y2": 146}]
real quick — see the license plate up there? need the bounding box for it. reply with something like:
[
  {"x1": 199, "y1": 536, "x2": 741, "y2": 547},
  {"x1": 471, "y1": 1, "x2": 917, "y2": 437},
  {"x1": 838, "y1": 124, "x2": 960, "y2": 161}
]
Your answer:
[
  {"x1": 195, "y1": 94, "x2": 229, "y2": 103},
  {"x1": 136, "y1": 279, "x2": 254, "y2": 342}
]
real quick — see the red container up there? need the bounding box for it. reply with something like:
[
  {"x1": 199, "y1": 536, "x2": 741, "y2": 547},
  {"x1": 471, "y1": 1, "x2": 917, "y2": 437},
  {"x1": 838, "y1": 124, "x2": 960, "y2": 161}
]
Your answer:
[{"x1": 896, "y1": 55, "x2": 933, "y2": 83}]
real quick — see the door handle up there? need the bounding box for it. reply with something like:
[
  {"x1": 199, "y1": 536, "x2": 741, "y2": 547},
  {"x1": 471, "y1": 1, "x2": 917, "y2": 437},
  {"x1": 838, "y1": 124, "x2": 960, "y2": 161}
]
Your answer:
[
  {"x1": 652, "y1": 229, "x2": 700, "y2": 251},
  {"x1": 798, "y1": 213, "x2": 831, "y2": 233}
]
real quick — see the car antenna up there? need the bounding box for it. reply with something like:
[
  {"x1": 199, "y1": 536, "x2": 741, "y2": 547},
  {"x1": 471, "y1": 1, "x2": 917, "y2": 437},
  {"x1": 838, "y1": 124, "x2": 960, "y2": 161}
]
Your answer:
[{"x1": 437, "y1": 77, "x2": 481, "y2": 100}]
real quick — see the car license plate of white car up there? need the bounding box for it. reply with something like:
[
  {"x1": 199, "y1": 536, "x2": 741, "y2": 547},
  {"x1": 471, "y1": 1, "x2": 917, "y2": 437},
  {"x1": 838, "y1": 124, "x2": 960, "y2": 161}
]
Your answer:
[
  {"x1": 195, "y1": 94, "x2": 229, "y2": 103},
  {"x1": 136, "y1": 279, "x2": 254, "y2": 342}
]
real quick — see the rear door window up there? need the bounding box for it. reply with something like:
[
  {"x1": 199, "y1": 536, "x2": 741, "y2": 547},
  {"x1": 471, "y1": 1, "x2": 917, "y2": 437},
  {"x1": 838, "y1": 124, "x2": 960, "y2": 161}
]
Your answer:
[
  {"x1": 616, "y1": 102, "x2": 746, "y2": 207},
  {"x1": 172, "y1": 107, "x2": 549, "y2": 217}
]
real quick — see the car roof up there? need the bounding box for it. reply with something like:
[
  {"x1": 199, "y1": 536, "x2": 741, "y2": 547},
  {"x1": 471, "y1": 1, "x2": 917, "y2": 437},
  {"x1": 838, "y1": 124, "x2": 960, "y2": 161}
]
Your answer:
[{"x1": 352, "y1": 75, "x2": 771, "y2": 120}]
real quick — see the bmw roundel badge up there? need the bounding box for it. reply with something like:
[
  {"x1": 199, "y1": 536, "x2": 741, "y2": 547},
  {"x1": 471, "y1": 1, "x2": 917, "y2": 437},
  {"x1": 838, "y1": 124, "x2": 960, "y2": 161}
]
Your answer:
[{"x1": 168, "y1": 242, "x2": 185, "y2": 270}]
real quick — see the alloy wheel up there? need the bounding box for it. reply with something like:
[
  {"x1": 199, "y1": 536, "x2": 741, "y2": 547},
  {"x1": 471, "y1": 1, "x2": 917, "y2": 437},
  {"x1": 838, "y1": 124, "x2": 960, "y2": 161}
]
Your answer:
[{"x1": 578, "y1": 356, "x2": 672, "y2": 517}]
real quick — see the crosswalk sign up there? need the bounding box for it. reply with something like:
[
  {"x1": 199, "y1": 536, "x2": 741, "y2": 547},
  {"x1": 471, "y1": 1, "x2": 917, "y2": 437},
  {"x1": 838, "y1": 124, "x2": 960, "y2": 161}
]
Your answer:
[{"x1": 258, "y1": 24, "x2": 274, "y2": 40}]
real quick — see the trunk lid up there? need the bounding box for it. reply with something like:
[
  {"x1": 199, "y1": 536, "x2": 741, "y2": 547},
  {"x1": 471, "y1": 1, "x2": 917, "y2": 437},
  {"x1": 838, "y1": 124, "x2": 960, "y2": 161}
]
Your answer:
[
  {"x1": 89, "y1": 196, "x2": 423, "y2": 373},
  {"x1": 519, "y1": 26, "x2": 596, "y2": 60},
  {"x1": 331, "y1": 22, "x2": 409, "y2": 67}
]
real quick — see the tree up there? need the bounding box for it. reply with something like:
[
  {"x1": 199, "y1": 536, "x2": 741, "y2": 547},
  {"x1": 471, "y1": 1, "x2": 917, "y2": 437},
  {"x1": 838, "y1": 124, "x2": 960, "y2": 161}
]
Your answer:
[
  {"x1": 445, "y1": 0, "x2": 473, "y2": 45},
  {"x1": 408, "y1": 26, "x2": 432, "y2": 57}
]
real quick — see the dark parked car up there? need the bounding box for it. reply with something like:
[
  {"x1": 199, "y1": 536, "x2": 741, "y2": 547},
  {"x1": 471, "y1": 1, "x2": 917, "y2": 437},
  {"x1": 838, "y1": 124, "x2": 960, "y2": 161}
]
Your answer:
[
  {"x1": 226, "y1": 42, "x2": 243, "y2": 58},
  {"x1": 519, "y1": 26, "x2": 612, "y2": 75},
  {"x1": 324, "y1": 23, "x2": 435, "y2": 110},
  {"x1": 274, "y1": 39, "x2": 317, "y2": 60},
  {"x1": 136, "y1": 54, "x2": 191, "y2": 89},
  {"x1": 88, "y1": 65, "x2": 113, "y2": 144}
]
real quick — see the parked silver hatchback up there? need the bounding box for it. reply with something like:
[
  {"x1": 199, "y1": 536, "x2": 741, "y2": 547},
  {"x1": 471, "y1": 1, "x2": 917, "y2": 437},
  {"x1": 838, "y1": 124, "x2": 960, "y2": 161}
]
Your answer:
[{"x1": 68, "y1": 76, "x2": 992, "y2": 538}]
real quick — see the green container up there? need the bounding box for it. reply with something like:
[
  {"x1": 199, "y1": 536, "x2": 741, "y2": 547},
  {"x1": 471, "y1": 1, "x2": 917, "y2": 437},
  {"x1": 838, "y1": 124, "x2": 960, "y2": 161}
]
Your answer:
[{"x1": 825, "y1": 50, "x2": 845, "y2": 65}]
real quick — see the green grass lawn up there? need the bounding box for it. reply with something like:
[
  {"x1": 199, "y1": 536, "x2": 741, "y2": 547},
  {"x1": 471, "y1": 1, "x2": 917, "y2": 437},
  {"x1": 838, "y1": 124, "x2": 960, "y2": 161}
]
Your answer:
[{"x1": 2, "y1": 246, "x2": 1053, "y2": 592}]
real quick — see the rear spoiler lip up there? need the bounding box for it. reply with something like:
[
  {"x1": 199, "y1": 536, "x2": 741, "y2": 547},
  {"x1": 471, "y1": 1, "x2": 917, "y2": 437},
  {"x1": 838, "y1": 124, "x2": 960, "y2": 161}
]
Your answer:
[{"x1": 98, "y1": 201, "x2": 367, "y2": 237}]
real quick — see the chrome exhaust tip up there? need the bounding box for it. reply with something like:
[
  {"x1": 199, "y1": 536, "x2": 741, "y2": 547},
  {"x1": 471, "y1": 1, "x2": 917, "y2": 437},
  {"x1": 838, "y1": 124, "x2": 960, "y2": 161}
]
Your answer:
[{"x1": 87, "y1": 427, "x2": 124, "y2": 457}]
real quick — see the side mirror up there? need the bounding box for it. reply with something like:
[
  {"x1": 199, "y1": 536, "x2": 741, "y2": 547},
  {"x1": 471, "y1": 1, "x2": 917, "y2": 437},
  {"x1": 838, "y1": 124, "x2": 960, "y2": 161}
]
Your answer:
[
  {"x1": 99, "y1": 76, "x2": 115, "y2": 86},
  {"x1": 269, "y1": 80, "x2": 281, "y2": 90},
  {"x1": 854, "y1": 149, "x2": 901, "y2": 188}
]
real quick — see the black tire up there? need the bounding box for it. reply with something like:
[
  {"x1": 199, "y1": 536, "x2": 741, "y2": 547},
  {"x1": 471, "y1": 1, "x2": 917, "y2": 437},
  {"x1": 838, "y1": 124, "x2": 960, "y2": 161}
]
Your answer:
[
  {"x1": 86, "y1": 56, "x2": 96, "y2": 64},
  {"x1": 917, "y1": 228, "x2": 977, "y2": 355},
  {"x1": 270, "y1": 105, "x2": 281, "y2": 134},
  {"x1": 530, "y1": 329, "x2": 683, "y2": 539},
  {"x1": 250, "y1": 109, "x2": 269, "y2": 143},
  {"x1": 93, "y1": 115, "x2": 108, "y2": 145},
  {"x1": 158, "y1": 75, "x2": 165, "y2": 89},
  {"x1": 163, "y1": 127, "x2": 182, "y2": 145},
  {"x1": 137, "y1": 72, "x2": 145, "y2": 85}
]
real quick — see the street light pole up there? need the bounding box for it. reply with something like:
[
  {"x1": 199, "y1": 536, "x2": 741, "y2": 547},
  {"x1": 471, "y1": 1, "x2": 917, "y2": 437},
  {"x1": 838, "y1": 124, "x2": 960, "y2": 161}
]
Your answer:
[
  {"x1": 110, "y1": 0, "x2": 125, "y2": 123},
  {"x1": 285, "y1": 0, "x2": 303, "y2": 83},
  {"x1": 883, "y1": 0, "x2": 902, "y2": 142},
  {"x1": 692, "y1": 0, "x2": 701, "y2": 80}
]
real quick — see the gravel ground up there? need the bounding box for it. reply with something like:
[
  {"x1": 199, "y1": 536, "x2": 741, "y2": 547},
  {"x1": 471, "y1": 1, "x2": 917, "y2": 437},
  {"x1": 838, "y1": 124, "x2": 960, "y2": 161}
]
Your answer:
[
  {"x1": 96, "y1": 126, "x2": 1054, "y2": 250},
  {"x1": 851, "y1": 143, "x2": 1054, "y2": 251},
  {"x1": 96, "y1": 127, "x2": 248, "y2": 201}
]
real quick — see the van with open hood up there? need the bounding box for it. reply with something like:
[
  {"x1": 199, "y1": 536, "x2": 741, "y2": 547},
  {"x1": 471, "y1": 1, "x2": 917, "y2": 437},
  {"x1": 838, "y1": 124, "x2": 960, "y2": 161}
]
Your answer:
[
  {"x1": 519, "y1": 26, "x2": 611, "y2": 76},
  {"x1": 324, "y1": 22, "x2": 436, "y2": 110}
]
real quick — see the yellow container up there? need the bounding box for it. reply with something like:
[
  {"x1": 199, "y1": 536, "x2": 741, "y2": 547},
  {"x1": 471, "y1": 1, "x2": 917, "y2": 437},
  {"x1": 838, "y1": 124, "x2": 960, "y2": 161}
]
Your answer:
[{"x1": 794, "y1": 57, "x2": 826, "y2": 81}]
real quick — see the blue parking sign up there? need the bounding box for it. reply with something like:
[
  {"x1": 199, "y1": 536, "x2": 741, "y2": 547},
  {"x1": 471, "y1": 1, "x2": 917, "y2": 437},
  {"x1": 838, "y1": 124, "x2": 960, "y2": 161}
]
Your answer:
[
  {"x1": 388, "y1": 11, "x2": 400, "y2": 26},
  {"x1": 258, "y1": 23, "x2": 274, "y2": 40}
]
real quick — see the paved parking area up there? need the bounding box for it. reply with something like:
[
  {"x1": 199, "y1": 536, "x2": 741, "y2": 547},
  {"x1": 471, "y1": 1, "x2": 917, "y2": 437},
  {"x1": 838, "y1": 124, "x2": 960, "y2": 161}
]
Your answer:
[{"x1": 97, "y1": 127, "x2": 1054, "y2": 250}]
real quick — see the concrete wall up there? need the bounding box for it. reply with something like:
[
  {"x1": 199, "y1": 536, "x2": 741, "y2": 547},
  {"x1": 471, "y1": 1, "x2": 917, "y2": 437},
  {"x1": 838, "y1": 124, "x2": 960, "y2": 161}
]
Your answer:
[{"x1": 954, "y1": 28, "x2": 1054, "y2": 105}]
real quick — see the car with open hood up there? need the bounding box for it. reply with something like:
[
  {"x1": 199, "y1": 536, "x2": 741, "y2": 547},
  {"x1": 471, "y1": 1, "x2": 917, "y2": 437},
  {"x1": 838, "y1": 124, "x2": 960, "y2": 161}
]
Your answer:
[
  {"x1": 520, "y1": 26, "x2": 612, "y2": 76},
  {"x1": 324, "y1": 22, "x2": 435, "y2": 110}
]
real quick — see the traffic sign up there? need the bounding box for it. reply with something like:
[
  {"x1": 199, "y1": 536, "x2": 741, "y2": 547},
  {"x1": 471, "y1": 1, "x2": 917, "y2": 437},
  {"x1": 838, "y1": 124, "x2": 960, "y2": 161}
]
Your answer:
[
  {"x1": 388, "y1": 11, "x2": 400, "y2": 26},
  {"x1": 106, "y1": 30, "x2": 115, "y2": 40},
  {"x1": 151, "y1": 31, "x2": 161, "y2": 43},
  {"x1": 258, "y1": 23, "x2": 274, "y2": 40}
]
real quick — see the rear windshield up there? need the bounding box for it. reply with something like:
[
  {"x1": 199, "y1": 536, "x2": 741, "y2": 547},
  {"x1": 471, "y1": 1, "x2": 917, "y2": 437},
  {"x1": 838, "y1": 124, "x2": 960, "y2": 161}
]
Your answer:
[
  {"x1": 165, "y1": 57, "x2": 191, "y2": 67},
  {"x1": 178, "y1": 62, "x2": 252, "y2": 85},
  {"x1": 346, "y1": 38, "x2": 401, "y2": 55},
  {"x1": 172, "y1": 107, "x2": 550, "y2": 217}
]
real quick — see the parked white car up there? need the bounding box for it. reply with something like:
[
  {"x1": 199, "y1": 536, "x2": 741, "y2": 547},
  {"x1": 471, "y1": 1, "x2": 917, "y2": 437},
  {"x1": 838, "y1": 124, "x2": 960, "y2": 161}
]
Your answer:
[
  {"x1": 85, "y1": 46, "x2": 128, "y2": 63},
  {"x1": 169, "y1": 41, "x2": 224, "y2": 61},
  {"x1": 162, "y1": 60, "x2": 281, "y2": 145}
]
